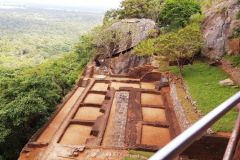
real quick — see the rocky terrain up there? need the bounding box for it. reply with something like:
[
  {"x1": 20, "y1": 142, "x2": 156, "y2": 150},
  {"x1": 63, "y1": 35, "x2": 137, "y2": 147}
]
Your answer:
[{"x1": 202, "y1": 0, "x2": 240, "y2": 59}]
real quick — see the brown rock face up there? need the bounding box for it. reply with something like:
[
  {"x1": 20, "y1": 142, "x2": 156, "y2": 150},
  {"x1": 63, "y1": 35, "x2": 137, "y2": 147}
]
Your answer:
[
  {"x1": 104, "y1": 51, "x2": 150, "y2": 75},
  {"x1": 94, "y1": 19, "x2": 157, "y2": 75},
  {"x1": 202, "y1": 0, "x2": 240, "y2": 59}
]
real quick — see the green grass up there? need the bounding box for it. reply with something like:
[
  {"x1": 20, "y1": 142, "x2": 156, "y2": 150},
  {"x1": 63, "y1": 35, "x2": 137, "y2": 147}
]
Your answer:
[
  {"x1": 171, "y1": 62, "x2": 239, "y2": 132},
  {"x1": 122, "y1": 150, "x2": 154, "y2": 160},
  {"x1": 225, "y1": 55, "x2": 240, "y2": 67}
]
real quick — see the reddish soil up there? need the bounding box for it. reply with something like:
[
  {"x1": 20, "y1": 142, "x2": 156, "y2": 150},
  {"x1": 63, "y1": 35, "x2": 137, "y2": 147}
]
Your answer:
[
  {"x1": 83, "y1": 93, "x2": 105, "y2": 104},
  {"x1": 141, "y1": 93, "x2": 164, "y2": 106},
  {"x1": 141, "y1": 125, "x2": 171, "y2": 147},
  {"x1": 142, "y1": 107, "x2": 167, "y2": 123},
  {"x1": 37, "y1": 87, "x2": 85, "y2": 143},
  {"x1": 110, "y1": 82, "x2": 140, "y2": 90},
  {"x1": 59, "y1": 124, "x2": 92, "y2": 145},
  {"x1": 91, "y1": 82, "x2": 109, "y2": 92},
  {"x1": 73, "y1": 107, "x2": 102, "y2": 121},
  {"x1": 18, "y1": 68, "x2": 185, "y2": 159},
  {"x1": 140, "y1": 82, "x2": 156, "y2": 90}
]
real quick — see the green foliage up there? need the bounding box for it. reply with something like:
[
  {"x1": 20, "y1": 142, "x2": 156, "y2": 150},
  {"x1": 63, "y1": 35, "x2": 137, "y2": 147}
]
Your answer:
[
  {"x1": 75, "y1": 34, "x2": 95, "y2": 64},
  {"x1": 148, "y1": 29, "x2": 160, "y2": 38},
  {"x1": 0, "y1": 8, "x2": 101, "y2": 68},
  {"x1": 159, "y1": 0, "x2": 201, "y2": 30},
  {"x1": 170, "y1": 62, "x2": 239, "y2": 132},
  {"x1": 104, "y1": 0, "x2": 162, "y2": 22},
  {"x1": 119, "y1": 0, "x2": 161, "y2": 20},
  {"x1": 225, "y1": 55, "x2": 240, "y2": 67},
  {"x1": 0, "y1": 6, "x2": 98, "y2": 160},
  {"x1": 134, "y1": 39, "x2": 155, "y2": 57},
  {"x1": 0, "y1": 48, "x2": 92, "y2": 159},
  {"x1": 91, "y1": 24, "x2": 127, "y2": 57},
  {"x1": 103, "y1": 9, "x2": 121, "y2": 24},
  {"x1": 122, "y1": 150, "x2": 154, "y2": 160},
  {"x1": 156, "y1": 23, "x2": 202, "y2": 72},
  {"x1": 128, "y1": 150, "x2": 154, "y2": 158},
  {"x1": 134, "y1": 21, "x2": 203, "y2": 73},
  {"x1": 189, "y1": 13, "x2": 205, "y2": 24}
]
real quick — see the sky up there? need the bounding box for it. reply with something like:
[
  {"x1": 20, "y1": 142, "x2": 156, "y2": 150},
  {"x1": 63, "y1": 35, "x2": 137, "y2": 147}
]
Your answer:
[{"x1": 0, "y1": 0, "x2": 122, "y2": 9}]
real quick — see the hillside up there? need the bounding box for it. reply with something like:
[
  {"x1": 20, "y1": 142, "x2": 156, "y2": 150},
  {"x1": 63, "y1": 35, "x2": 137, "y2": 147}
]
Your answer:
[{"x1": 0, "y1": 6, "x2": 102, "y2": 68}]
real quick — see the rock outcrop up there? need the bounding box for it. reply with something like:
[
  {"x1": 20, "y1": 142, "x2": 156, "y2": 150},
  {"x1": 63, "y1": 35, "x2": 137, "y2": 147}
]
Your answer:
[
  {"x1": 202, "y1": 0, "x2": 240, "y2": 59},
  {"x1": 102, "y1": 51, "x2": 150, "y2": 75},
  {"x1": 109, "y1": 18, "x2": 158, "y2": 55},
  {"x1": 94, "y1": 18, "x2": 157, "y2": 75}
]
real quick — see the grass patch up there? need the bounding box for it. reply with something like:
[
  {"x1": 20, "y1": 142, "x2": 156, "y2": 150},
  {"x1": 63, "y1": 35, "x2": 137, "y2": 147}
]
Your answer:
[
  {"x1": 171, "y1": 62, "x2": 239, "y2": 132},
  {"x1": 224, "y1": 55, "x2": 240, "y2": 67},
  {"x1": 122, "y1": 150, "x2": 154, "y2": 160}
]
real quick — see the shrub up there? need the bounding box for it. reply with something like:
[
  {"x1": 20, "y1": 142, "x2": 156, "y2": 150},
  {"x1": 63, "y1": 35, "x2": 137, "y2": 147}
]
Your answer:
[
  {"x1": 134, "y1": 39, "x2": 155, "y2": 57},
  {"x1": 134, "y1": 21, "x2": 203, "y2": 73},
  {"x1": 155, "y1": 23, "x2": 203, "y2": 73},
  {"x1": 103, "y1": 9, "x2": 121, "y2": 24},
  {"x1": 158, "y1": 0, "x2": 201, "y2": 30}
]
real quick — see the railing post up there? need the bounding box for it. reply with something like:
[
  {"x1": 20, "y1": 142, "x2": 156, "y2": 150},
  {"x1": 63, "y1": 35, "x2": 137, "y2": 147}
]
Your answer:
[{"x1": 222, "y1": 104, "x2": 240, "y2": 160}]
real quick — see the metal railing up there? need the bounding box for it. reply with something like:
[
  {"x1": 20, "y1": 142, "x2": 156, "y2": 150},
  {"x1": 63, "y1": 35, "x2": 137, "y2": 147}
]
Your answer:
[
  {"x1": 149, "y1": 91, "x2": 240, "y2": 160},
  {"x1": 223, "y1": 104, "x2": 240, "y2": 160}
]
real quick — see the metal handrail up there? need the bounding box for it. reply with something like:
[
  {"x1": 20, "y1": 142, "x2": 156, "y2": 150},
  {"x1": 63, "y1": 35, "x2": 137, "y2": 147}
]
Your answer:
[
  {"x1": 149, "y1": 91, "x2": 240, "y2": 160},
  {"x1": 223, "y1": 104, "x2": 240, "y2": 160}
]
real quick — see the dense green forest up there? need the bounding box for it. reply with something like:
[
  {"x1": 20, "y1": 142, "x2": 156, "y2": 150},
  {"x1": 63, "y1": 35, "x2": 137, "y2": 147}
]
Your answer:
[
  {"x1": 0, "y1": 35, "x2": 94, "y2": 159},
  {"x1": 0, "y1": 6, "x2": 99, "y2": 159},
  {"x1": 0, "y1": 7, "x2": 102, "y2": 68}
]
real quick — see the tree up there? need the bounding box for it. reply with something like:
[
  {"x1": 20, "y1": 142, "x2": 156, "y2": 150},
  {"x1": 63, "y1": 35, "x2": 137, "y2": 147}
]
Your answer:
[
  {"x1": 134, "y1": 13, "x2": 203, "y2": 74},
  {"x1": 155, "y1": 23, "x2": 203, "y2": 73},
  {"x1": 103, "y1": 9, "x2": 121, "y2": 24},
  {"x1": 0, "y1": 50, "x2": 92, "y2": 159},
  {"x1": 75, "y1": 34, "x2": 94, "y2": 64},
  {"x1": 91, "y1": 25, "x2": 126, "y2": 58},
  {"x1": 159, "y1": 0, "x2": 201, "y2": 30},
  {"x1": 103, "y1": 0, "x2": 163, "y2": 22}
]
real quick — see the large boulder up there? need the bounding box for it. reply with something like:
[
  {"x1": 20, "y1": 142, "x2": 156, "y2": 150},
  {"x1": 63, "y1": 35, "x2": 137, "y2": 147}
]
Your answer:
[
  {"x1": 106, "y1": 18, "x2": 158, "y2": 57},
  {"x1": 202, "y1": 0, "x2": 240, "y2": 59},
  {"x1": 105, "y1": 51, "x2": 150, "y2": 75},
  {"x1": 94, "y1": 19, "x2": 157, "y2": 75}
]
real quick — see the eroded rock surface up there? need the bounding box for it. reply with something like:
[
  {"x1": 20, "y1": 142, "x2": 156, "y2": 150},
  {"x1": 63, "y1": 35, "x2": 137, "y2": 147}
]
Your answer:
[
  {"x1": 108, "y1": 18, "x2": 158, "y2": 56},
  {"x1": 202, "y1": 0, "x2": 240, "y2": 59},
  {"x1": 107, "y1": 52, "x2": 150, "y2": 75}
]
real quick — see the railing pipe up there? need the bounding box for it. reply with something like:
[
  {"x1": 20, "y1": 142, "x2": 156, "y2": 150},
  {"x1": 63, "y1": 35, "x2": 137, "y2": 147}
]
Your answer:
[
  {"x1": 223, "y1": 104, "x2": 240, "y2": 160},
  {"x1": 149, "y1": 92, "x2": 240, "y2": 160}
]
